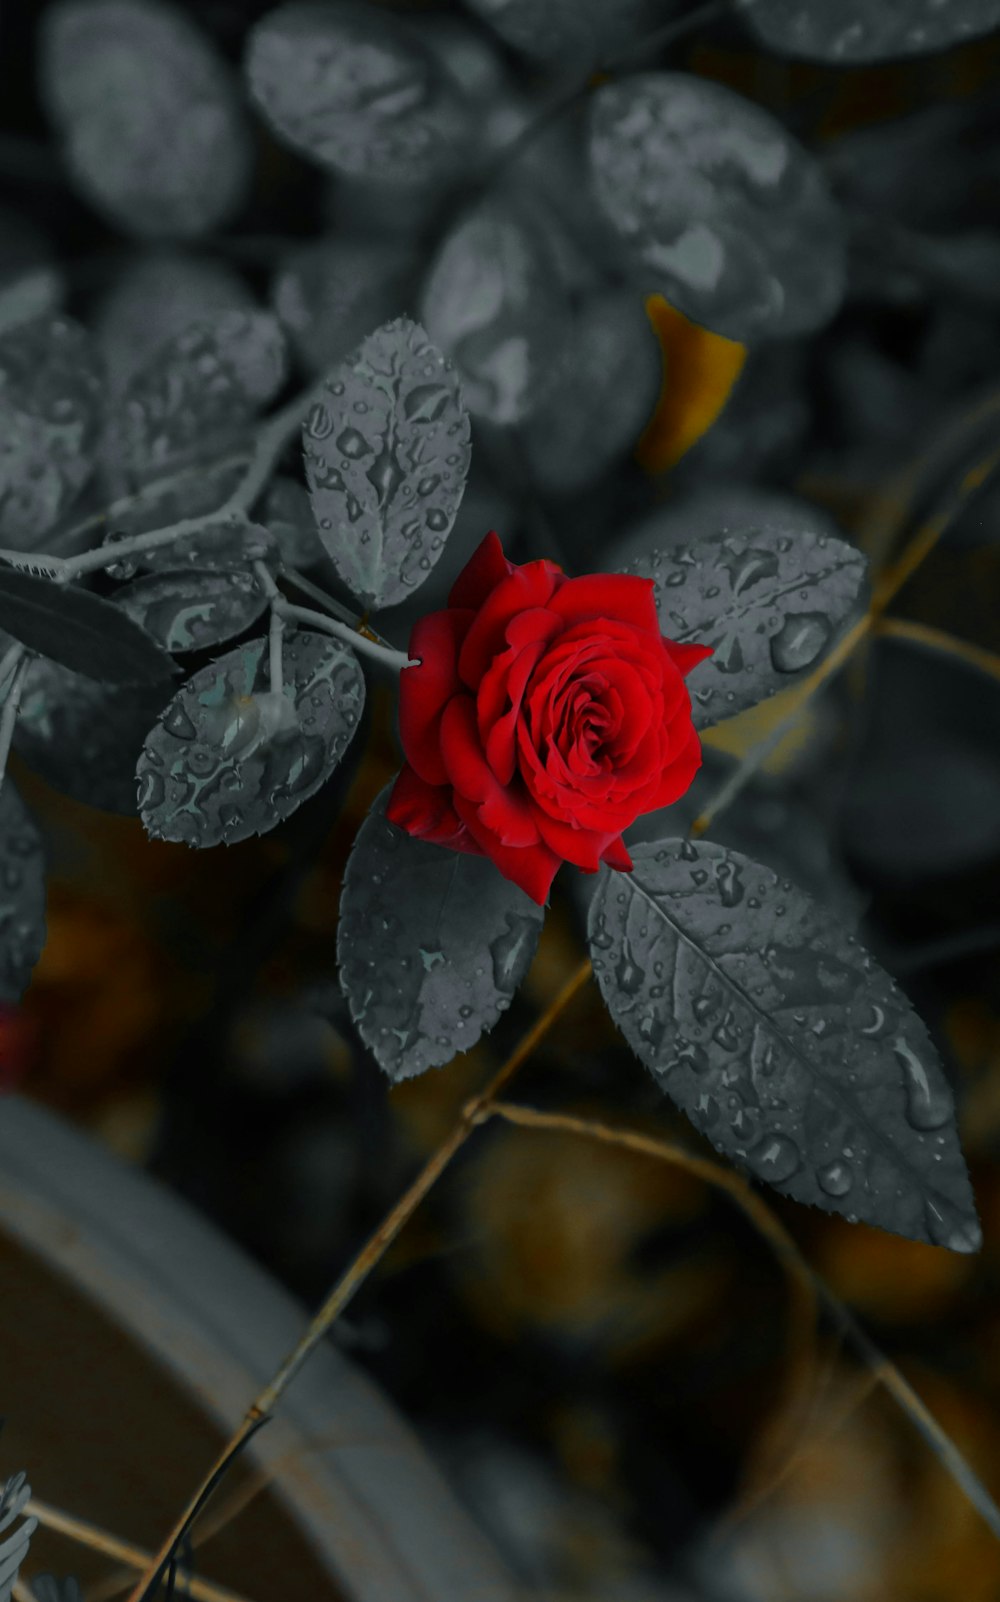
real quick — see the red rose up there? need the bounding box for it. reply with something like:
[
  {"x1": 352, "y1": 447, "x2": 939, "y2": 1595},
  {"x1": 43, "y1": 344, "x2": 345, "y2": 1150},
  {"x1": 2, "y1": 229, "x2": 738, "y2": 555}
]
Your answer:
[{"x1": 386, "y1": 532, "x2": 712, "y2": 904}]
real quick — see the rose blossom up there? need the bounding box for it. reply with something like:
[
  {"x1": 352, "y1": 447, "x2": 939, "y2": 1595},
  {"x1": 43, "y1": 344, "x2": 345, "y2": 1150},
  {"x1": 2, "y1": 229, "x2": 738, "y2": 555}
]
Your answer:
[{"x1": 386, "y1": 532, "x2": 712, "y2": 904}]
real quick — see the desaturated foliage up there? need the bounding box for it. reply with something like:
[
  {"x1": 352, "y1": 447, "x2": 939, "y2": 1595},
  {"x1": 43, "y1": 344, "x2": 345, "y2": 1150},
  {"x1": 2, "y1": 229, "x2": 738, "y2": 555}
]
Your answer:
[{"x1": 0, "y1": 0, "x2": 998, "y2": 1419}]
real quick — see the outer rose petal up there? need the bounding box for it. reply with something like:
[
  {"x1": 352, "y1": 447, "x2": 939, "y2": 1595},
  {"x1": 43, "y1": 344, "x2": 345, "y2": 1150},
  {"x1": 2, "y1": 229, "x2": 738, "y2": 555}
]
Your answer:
[
  {"x1": 399, "y1": 609, "x2": 475, "y2": 785},
  {"x1": 453, "y1": 794, "x2": 561, "y2": 904},
  {"x1": 648, "y1": 721, "x2": 703, "y2": 809},
  {"x1": 602, "y1": 836, "x2": 633, "y2": 871},
  {"x1": 664, "y1": 639, "x2": 714, "y2": 677},
  {"x1": 448, "y1": 530, "x2": 516, "y2": 610},
  {"x1": 533, "y1": 808, "x2": 625, "y2": 872},
  {"x1": 386, "y1": 764, "x2": 480, "y2": 853},
  {"x1": 550, "y1": 573, "x2": 660, "y2": 635}
]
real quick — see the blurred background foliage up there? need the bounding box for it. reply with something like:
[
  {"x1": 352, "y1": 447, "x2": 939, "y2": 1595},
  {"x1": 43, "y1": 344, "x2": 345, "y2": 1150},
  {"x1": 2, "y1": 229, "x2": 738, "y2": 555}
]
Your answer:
[{"x1": 2, "y1": 0, "x2": 1000, "y2": 1598}]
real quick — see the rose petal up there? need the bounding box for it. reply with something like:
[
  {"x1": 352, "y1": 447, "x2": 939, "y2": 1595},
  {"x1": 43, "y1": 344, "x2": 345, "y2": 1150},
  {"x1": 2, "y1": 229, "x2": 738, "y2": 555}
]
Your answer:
[
  {"x1": 458, "y1": 561, "x2": 564, "y2": 689},
  {"x1": 550, "y1": 573, "x2": 661, "y2": 635},
  {"x1": 448, "y1": 530, "x2": 516, "y2": 610},
  {"x1": 602, "y1": 836, "x2": 633, "y2": 872},
  {"x1": 399, "y1": 608, "x2": 475, "y2": 785},
  {"x1": 386, "y1": 764, "x2": 481, "y2": 853},
  {"x1": 664, "y1": 639, "x2": 714, "y2": 677},
  {"x1": 440, "y1": 695, "x2": 540, "y2": 846},
  {"x1": 453, "y1": 794, "x2": 561, "y2": 904}
]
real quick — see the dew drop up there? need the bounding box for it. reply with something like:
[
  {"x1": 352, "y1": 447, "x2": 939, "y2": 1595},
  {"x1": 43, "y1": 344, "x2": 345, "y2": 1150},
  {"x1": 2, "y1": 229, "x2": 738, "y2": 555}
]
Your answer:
[
  {"x1": 769, "y1": 612, "x2": 832, "y2": 674},
  {"x1": 749, "y1": 1133, "x2": 801, "y2": 1184},
  {"x1": 894, "y1": 1038, "x2": 952, "y2": 1130},
  {"x1": 818, "y1": 1159, "x2": 853, "y2": 1197}
]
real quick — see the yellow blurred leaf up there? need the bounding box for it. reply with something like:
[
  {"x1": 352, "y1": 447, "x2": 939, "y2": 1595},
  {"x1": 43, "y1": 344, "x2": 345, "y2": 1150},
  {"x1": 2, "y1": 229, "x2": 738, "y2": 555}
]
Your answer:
[{"x1": 636, "y1": 294, "x2": 746, "y2": 473}]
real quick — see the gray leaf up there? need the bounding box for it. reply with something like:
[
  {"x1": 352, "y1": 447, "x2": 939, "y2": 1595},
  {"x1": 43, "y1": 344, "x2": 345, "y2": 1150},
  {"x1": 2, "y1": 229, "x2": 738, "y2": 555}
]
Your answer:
[
  {"x1": 113, "y1": 568, "x2": 268, "y2": 653},
  {"x1": 464, "y1": 0, "x2": 661, "y2": 66},
  {"x1": 103, "y1": 310, "x2": 287, "y2": 496},
  {"x1": 0, "y1": 1473, "x2": 36, "y2": 1602},
  {"x1": 589, "y1": 838, "x2": 980, "y2": 1250},
  {"x1": 0, "y1": 208, "x2": 64, "y2": 340},
  {"x1": 521, "y1": 287, "x2": 661, "y2": 497},
  {"x1": 0, "y1": 785, "x2": 47, "y2": 1005},
  {"x1": 14, "y1": 655, "x2": 173, "y2": 814},
  {"x1": 137, "y1": 628, "x2": 364, "y2": 847},
  {"x1": 40, "y1": 0, "x2": 252, "y2": 238},
  {"x1": 272, "y1": 237, "x2": 416, "y2": 381},
  {"x1": 737, "y1": 0, "x2": 1000, "y2": 62},
  {"x1": 104, "y1": 516, "x2": 277, "y2": 581},
  {"x1": 0, "y1": 568, "x2": 177, "y2": 686},
  {"x1": 94, "y1": 250, "x2": 256, "y2": 398},
  {"x1": 420, "y1": 196, "x2": 574, "y2": 426},
  {"x1": 338, "y1": 784, "x2": 544, "y2": 1082},
  {"x1": 587, "y1": 73, "x2": 847, "y2": 341},
  {"x1": 245, "y1": 2, "x2": 473, "y2": 185},
  {"x1": 0, "y1": 316, "x2": 103, "y2": 550},
  {"x1": 604, "y1": 516, "x2": 868, "y2": 729},
  {"x1": 303, "y1": 317, "x2": 471, "y2": 610}
]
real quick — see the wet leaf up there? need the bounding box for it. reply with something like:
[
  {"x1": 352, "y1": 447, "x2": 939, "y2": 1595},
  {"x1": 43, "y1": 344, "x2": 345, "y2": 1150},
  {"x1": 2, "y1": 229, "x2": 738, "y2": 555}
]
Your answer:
[
  {"x1": 95, "y1": 250, "x2": 255, "y2": 397},
  {"x1": 0, "y1": 316, "x2": 103, "y2": 550},
  {"x1": 104, "y1": 516, "x2": 277, "y2": 581},
  {"x1": 40, "y1": 0, "x2": 252, "y2": 238},
  {"x1": 13, "y1": 656, "x2": 172, "y2": 814},
  {"x1": 0, "y1": 569, "x2": 176, "y2": 685},
  {"x1": 589, "y1": 838, "x2": 980, "y2": 1249},
  {"x1": 521, "y1": 288, "x2": 662, "y2": 496},
  {"x1": 103, "y1": 310, "x2": 287, "y2": 495},
  {"x1": 420, "y1": 195, "x2": 574, "y2": 425},
  {"x1": 113, "y1": 568, "x2": 268, "y2": 653},
  {"x1": 338, "y1": 784, "x2": 544, "y2": 1081},
  {"x1": 0, "y1": 785, "x2": 47, "y2": 1005},
  {"x1": 738, "y1": 0, "x2": 1000, "y2": 62},
  {"x1": 587, "y1": 73, "x2": 847, "y2": 341},
  {"x1": 245, "y1": 2, "x2": 473, "y2": 185},
  {"x1": 137, "y1": 629, "x2": 364, "y2": 846},
  {"x1": 604, "y1": 512, "x2": 868, "y2": 729},
  {"x1": 303, "y1": 316, "x2": 471, "y2": 610},
  {"x1": 0, "y1": 1473, "x2": 36, "y2": 1602},
  {"x1": 464, "y1": 0, "x2": 660, "y2": 66},
  {"x1": 272, "y1": 236, "x2": 416, "y2": 380},
  {"x1": 0, "y1": 208, "x2": 64, "y2": 339},
  {"x1": 261, "y1": 476, "x2": 325, "y2": 568}
]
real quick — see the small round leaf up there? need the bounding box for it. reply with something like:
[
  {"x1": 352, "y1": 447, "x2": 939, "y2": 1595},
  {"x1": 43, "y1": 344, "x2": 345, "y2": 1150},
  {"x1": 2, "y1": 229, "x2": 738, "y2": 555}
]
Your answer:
[
  {"x1": 737, "y1": 0, "x2": 1000, "y2": 63},
  {"x1": 40, "y1": 0, "x2": 252, "y2": 238},
  {"x1": 114, "y1": 568, "x2": 268, "y2": 652},
  {"x1": 587, "y1": 73, "x2": 847, "y2": 341},
  {"x1": 338, "y1": 784, "x2": 544, "y2": 1081},
  {"x1": 303, "y1": 317, "x2": 471, "y2": 610},
  {"x1": 137, "y1": 629, "x2": 364, "y2": 846}
]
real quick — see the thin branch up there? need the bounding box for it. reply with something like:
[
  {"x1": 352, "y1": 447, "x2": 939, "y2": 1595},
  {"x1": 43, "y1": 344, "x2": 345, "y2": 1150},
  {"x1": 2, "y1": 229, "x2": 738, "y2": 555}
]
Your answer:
[
  {"x1": 484, "y1": 0, "x2": 731, "y2": 185},
  {"x1": 281, "y1": 567, "x2": 392, "y2": 644},
  {"x1": 253, "y1": 562, "x2": 285, "y2": 695},
  {"x1": 873, "y1": 616, "x2": 1000, "y2": 683},
  {"x1": 484, "y1": 1103, "x2": 1000, "y2": 1544},
  {"x1": 124, "y1": 959, "x2": 594, "y2": 1602},
  {"x1": 275, "y1": 601, "x2": 414, "y2": 672},
  {"x1": 0, "y1": 379, "x2": 328, "y2": 586},
  {"x1": 25, "y1": 1498, "x2": 257, "y2": 1602}
]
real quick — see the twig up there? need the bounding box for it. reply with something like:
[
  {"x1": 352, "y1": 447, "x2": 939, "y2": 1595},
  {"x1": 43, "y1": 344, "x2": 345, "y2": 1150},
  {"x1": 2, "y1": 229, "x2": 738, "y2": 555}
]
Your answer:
[
  {"x1": 482, "y1": 1103, "x2": 1000, "y2": 1544},
  {"x1": 0, "y1": 380, "x2": 328, "y2": 586},
  {"x1": 484, "y1": 0, "x2": 731, "y2": 185},
  {"x1": 0, "y1": 651, "x2": 29, "y2": 797},
  {"x1": 281, "y1": 566, "x2": 394, "y2": 645},
  {"x1": 124, "y1": 959, "x2": 594, "y2": 1602},
  {"x1": 274, "y1": 601, "x2": 414, "y2": 672},
  {"x1": 253, "y1": 562, "x2": 285, "y2": 695},
  {"x1": 24, "y1": 1498, "x2": 256, "y2": 1602},
  {"x1": 873, "y1": 616, "x2": 1000, "y2": 682}
]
